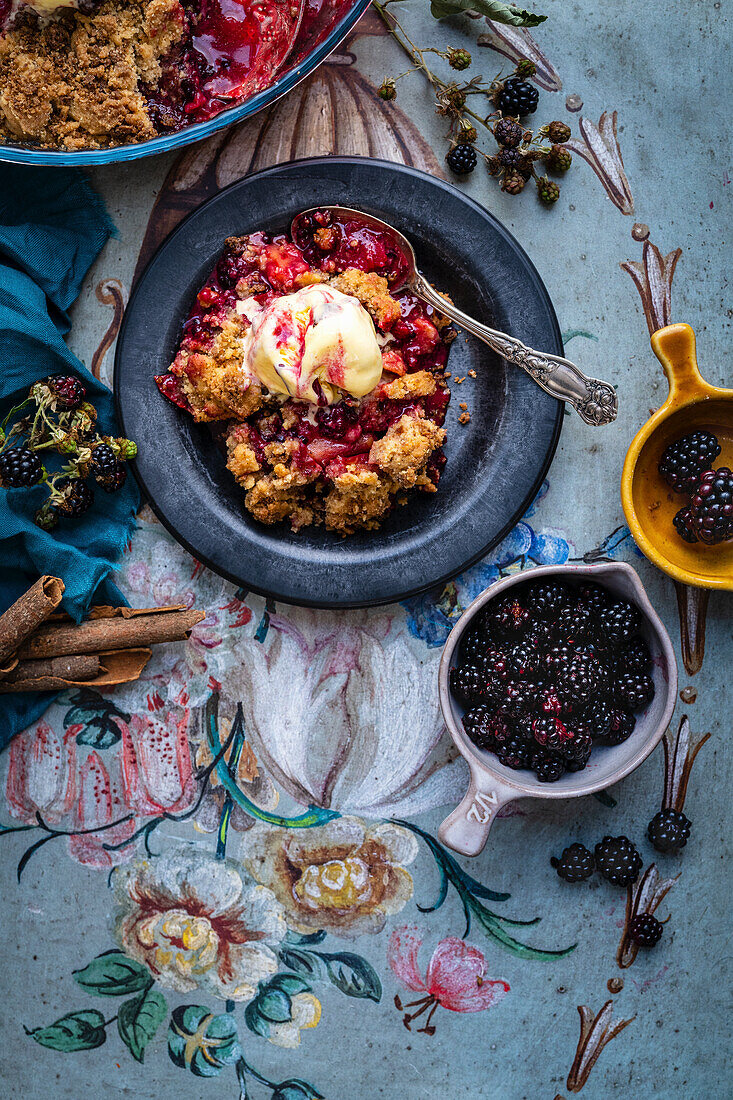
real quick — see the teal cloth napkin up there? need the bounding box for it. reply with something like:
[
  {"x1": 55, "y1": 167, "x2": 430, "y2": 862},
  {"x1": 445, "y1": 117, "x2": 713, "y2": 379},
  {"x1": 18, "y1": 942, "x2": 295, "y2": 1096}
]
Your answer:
[{"x1": 0, "y1": 166, "x2": 140, "y2": 748}]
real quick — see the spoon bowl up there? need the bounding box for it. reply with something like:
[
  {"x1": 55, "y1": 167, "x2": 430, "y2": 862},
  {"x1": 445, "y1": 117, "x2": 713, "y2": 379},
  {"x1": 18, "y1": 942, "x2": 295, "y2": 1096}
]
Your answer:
[{"x1": 291, "y1": 205, "x2": 618, "y2": 426}]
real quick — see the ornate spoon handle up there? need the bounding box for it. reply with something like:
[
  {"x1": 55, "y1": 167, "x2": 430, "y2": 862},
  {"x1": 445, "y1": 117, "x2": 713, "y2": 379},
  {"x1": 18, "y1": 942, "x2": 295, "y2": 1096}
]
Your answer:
[{"x1": 413, "y1": 275, "x2": 618, "y2": 426}]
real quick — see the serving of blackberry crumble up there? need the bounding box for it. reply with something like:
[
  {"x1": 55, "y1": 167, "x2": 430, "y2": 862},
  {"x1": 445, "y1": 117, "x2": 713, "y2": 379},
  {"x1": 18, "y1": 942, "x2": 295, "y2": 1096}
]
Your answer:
[
  {"x1": 0, "y1": 0, "x2": 347, "y2": 150},
  {"x1": 155, "y1": 208, "x2": 455, "y2": 536}
]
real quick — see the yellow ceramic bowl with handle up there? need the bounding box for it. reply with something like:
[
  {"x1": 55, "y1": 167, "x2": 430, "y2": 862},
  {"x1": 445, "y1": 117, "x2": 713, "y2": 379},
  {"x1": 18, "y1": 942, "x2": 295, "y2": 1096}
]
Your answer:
[{"x1": 622, "y1": 323, "x2": 733, "y2": 590}]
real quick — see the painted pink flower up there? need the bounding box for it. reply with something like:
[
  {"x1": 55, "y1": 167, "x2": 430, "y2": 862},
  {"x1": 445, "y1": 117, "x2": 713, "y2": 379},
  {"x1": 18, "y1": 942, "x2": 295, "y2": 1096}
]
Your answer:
[
  {"x1": 388, "y1": 925, "x2": 509, "y2": 1034},
  {"x1": 120, "y1": 710, "x2": 197, "y2": 817},
  {"x1": 68, "y1": 751, "x2": 137, "y2": 869},
  {"x1": 5, "y1": 720, "x2": 77, "y2": 825}
]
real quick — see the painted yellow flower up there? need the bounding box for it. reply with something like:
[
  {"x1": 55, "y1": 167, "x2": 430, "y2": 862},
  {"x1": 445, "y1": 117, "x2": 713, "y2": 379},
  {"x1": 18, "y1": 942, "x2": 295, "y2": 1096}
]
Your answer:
[
  {"x1": 112, "y1": 848, "x2": 286, "y2": 1002},
  {"x1": 241, "y1": 817, "x2": 418, "y2": 937},
  {"x1": 266, "y1": 992, "x2": 322, "y2": 1048}
]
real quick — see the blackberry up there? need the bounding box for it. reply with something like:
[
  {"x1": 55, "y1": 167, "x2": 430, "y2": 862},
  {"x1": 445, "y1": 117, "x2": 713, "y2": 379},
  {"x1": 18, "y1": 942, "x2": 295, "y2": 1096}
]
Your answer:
[
  {"x1": 524, "y1": 622, "x2": 555, "y2": 651},
  {"x1": 538, "y1": 687, "x2": 564, "y2": 715},
  {"x1": 658, "y1": 430, "x2": 721, "y2": 494},
  {"x1": 605, "y1": 709, "x2": 636, "y2": 746},
  {"x1": 557, "y1": 654, "x2": 604, "y2": 705},
  {"x1": 537, "y1": 177, "x2": 560, "y2": 205},
  {"x1": 497, "y1": 77, "x2": 539, "y2": 117},
  {"x1": 496, "y1": 734, "x2": 534, "y2": 770},
  {"x1": 493, "y1": 117, "x2": 524, "y2": 148},
  {"x1": 547, "y1": 120, "x2": 571, "y2": 143},
  {"x1": 616, "y1": 670, "x2": 654, "y2": 711},
  {"x1": 446, "y1": 144, "x2": 477, "y2": 175},
  {"x1": 0, "y1": 447, "x2": 43, "y2": 488},
  {"x1": 501, "y1": 171, "x2": 526, "y2": 196},
  {"x1": 34, "y1": 503, "x2": 59, "y2": 531},
  {"x1": 647, "y1": 809, "x2": 691, "y2": 854},
  {"x1": 482, "y1": 649, "x2": 511, "y2": 680},
  {"x1": 594, "y1": 600, "x2": 642, "y2": 647},
  {"x1": 532, "y1": 751, "x2": 565, "y2": 783},
  {"x1": 46, "y1": 374, "x2": 86, "y2": 409},
  {"x1": 487, "y1": 595, "x2": 530, "y2": 637},
  {"x1": 619, "y1": 636, "x2": 652, "y2": 676},
  {"x1": 551, "y1": 843, "x2": 595, "y2": 882},
  {"x1": 546, "y1": 144, "x2": 572, "y2": 172},
  {"x1": 506, "y1": 640, "x2": 541, "y2": 678},
  {"x1": 544, "y1": 642, "x2": 583, "y2": 674},
  {"x1": 594, "y1": 835, "x2": 642, "y2": 886},
  {"x1": 450, "y1": 664, "x2": 491, "y2": 706},
  {"x1": 689, "y1": 467, "x2": 733, "y2": 544},
  {"x1": 56, "y1": 477, "x2": 94, "y2": 517},
  {"x1": 463, "y1": 705, "x2": 510, "y2": 750},
  {"x1": 553, "y1": 603, "x2": 593, "y2": 645},
  {"x1": 531, "y1": 715, "x2": 569, "y2": 752},
  {"x1": 504, "y1": 679, "x2": 539, "y2": 716},
  {"x1": 628, "y1": 913, "x2": 663, "y2": 947},
  {"x1": 497, "y1": 147, "x2": 524, "y2": 170},
  {"x1": 89, "y1": 443, "x2": 117, "y2": 480},
  {"x1": 673, "y1": 506, "x2": 698, "y2": 543},
  {"x1": 582, "y1": 698, "x2": 615, "y2": 738},
  {"x1": 577, "y1": 582, "x2": 610, "y2": 614},
  {"x1": 99, "y1": 462, "x2": 127, "y2": 492},
  {"x1": 563, "y1": 728, "x2": 593, "y2": 765},
  {"x1": 525, "y1": 580, "x2": 572, "y2": 621},
  {"x1": 460, "y1": 628, "x2": 492, "y2": 662}
]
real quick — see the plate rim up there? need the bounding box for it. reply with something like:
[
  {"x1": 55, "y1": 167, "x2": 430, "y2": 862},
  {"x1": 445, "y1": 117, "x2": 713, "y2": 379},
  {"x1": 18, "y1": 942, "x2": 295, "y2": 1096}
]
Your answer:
[{"x1": 114, "y1": 154, "x2": 564, "y2": 609}]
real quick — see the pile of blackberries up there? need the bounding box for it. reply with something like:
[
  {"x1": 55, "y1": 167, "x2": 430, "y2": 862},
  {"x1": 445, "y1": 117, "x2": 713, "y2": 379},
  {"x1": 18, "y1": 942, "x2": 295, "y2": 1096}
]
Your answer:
[
  {"x1": 450, "y1": 577, "x2": 655, "y2": 783},
  {"x1": 659, "y1": 430, "x2": 733, "y2": 545}
]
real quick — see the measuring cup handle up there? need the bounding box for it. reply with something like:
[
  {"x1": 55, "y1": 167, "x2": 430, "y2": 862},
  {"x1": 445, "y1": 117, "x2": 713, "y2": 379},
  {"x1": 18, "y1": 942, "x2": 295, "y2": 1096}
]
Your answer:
[
  {"x1": 438, "y1": 766, "x2": 516, "y2": 857},
  {"x1": 650, "y1": 323, "x2": 707, "y2": 400}
]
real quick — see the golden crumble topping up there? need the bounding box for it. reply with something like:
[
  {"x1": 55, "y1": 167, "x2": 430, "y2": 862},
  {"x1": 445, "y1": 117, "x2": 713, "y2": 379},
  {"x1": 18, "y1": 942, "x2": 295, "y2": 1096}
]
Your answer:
[
  {"x1": 0, "y1": 0, "x2": 185, "y2": 149},
  {"x1": 369, "y1": 413, "x2": 446, "y2": 489},
  {"x1": 329, "y1": 268, "x2": 403, "y2": 331}
]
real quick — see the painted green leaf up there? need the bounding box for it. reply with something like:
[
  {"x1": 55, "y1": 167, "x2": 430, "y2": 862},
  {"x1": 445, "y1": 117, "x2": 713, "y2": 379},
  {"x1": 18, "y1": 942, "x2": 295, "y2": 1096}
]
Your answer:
[
  {"x1": 268, "y1": 973, "x2": 311, "y2": 997},
  {"x1": 25, "y1": 1010, "x2": 107, "y2": 1052},
  {"x1": 117, "y1": 988, "x2": 167, "y2": 1063},
  {"x1": 243, "y1": 999, "x2": 270, "y2": 1038},
  {"x1": 72, "y1": 951, "x2": 152, "y2": 997},
  {"x1": 272, "y1": 1080, "x2": 325, "y2": 1100},
  {"x1": 430, "y1": 0, "x2": 546, "y2": 26},
  {"x1": 284, "y1": 929, "x2": 326, "y2": 946},
  {"x1": 256, "y1": 988, "x2": 292, "y2": 1024},
  {"x1": 167, "y1": 1005, "x2": 241, "y2": 1078},
  {"x1": 278, "y1": 947, "x2": 382, "y2": 1002}
]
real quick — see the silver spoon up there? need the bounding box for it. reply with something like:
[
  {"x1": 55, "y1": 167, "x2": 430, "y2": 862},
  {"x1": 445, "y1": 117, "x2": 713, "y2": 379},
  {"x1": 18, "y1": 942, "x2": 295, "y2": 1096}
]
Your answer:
[{"x1": 291, "y1": 206, "x2": 617, "y2": 426}]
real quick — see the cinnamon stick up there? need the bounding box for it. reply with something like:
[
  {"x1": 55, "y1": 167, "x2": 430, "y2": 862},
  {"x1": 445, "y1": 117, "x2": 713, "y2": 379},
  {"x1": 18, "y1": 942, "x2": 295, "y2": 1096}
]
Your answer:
[
  {"x1": 0, "y1": 647, "x2": 152, "y2": 693},
  {"x1": 0, "y1": 576, "x2": 65, "y2": 663},
  {"x1": 17, "y1": 607, "x2": 204, "y2": 660},
  {"x1": 1, "y1": 655, "x2": 101, "y2": 684}
]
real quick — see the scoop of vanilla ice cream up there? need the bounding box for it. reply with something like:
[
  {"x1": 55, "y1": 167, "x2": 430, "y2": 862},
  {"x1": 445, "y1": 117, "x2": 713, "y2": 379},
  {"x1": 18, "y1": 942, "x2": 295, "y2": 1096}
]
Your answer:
[{"x1": 239, "y1": 284, "x2": 383, "y2": 405}]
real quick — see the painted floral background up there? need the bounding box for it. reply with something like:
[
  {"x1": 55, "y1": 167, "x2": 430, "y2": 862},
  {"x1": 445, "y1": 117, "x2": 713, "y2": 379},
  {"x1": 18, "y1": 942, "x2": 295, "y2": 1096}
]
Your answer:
[{"x1": 1, "y1": 1, "x2": 730, "y2": 1097}]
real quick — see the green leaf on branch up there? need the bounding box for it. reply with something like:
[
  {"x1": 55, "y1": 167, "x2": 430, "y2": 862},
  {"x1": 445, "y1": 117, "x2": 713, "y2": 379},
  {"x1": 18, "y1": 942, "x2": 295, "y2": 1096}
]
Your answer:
[
  {"x1": 277, "y1": 946, "x2": 382, "y2": 1002},
  {"x1": 117, "y1": 988, "x2": 167, "y2": 1063},
  {"x1": 72, "y1": 951, "x2": 152, "y2": 997},
  {"x1": 25, "y1": 1010, "x2": 107, "y2": 1052},
  {"x1": 430, "y1": 0, "x2": 546, "y2": 27}
]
